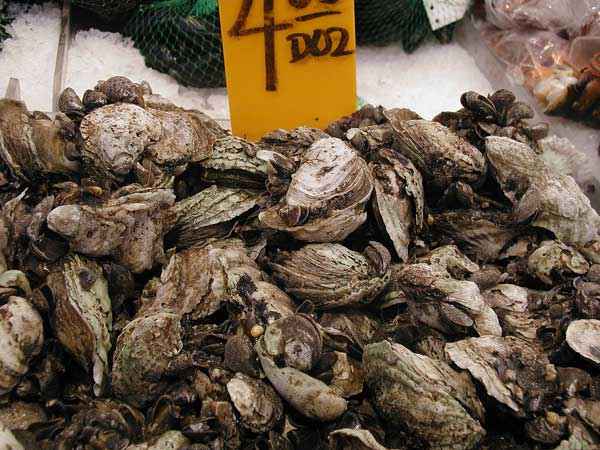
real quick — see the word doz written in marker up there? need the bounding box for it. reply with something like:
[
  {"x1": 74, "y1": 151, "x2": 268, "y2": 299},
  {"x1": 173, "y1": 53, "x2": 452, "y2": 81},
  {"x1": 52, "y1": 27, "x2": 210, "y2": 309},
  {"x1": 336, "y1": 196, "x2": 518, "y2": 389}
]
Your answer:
[{"x1": 229, "y1": 0, "x2": 355, "y2": 91}]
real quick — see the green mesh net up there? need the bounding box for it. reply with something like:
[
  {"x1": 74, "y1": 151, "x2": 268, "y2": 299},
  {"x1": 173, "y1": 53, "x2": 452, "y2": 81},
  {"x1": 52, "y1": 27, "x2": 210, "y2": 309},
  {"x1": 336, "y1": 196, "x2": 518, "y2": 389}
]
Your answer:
[
  {"x1": 355, "y1": 0, "x2": 456, "y2": 52},
  {"x1": 122, "y1": 0, "x2": 457, "y2": 89},
  {"x1": 71, "y1": 0, "x2": 140, "y2": 21},
  {"x1": 125, "y1": 0, "x2": 225, "y2": 89},
  {"x1": 0, "y1": 1, "x2": 10, "y2": 47}
]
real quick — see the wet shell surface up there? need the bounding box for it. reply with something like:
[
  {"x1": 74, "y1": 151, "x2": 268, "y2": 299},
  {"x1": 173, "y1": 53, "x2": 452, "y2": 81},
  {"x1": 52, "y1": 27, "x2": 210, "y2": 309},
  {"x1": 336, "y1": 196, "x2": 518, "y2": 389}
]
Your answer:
[{"x1": 565, "y1": 319, "x2": 600, "y2": 365}]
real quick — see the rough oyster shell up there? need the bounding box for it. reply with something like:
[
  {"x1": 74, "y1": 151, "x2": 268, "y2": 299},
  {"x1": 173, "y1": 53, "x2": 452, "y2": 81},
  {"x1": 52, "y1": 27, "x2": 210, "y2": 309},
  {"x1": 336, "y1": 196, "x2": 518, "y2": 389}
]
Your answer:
[
  {"x1": 369, "y1": 148, "x2": 424, "y2": 261},
  {"x1": 112, "y1": 312, "x2": 183, "y2": 407},
  {"x1": 270, "y1": 242, "x2": 391, "y2": 309},
  {"x1": 0, "y1": 99, "x2": 79, "y2": 181},
  {"x1": 47, "y1": 187, "x2": 175, "y2": 273},
  {"x1": 127, "y1": 431, "x2": 189, "y2": 450},
  {"x1": 329, "y1": 428, "x2": 392, "y2": 450},
  {"x1": 486, "y1": 136, "x2": 600, "y2": 246},
  {"x1": 150, "y1": 240, "x2": 289, "y2": 320},
  {"x1": 528, "y1": 241, "x2": 589, "y2": 285},
  {"x1": 256, "y1": 334, "x2": 347, "y2": 421},
  {"x1": 259, "y1": 138, "x2": 373, "y2": 242},
  {"x1": 201, "y1": 134, "x2": 267, "y2": 189},
  {"x1": 58, "y1": 87, "x2": 85, "y2": 120},
  {"x1": 363, "y1": 341, "x2": 485, "y2": 450},
  {"x1": 0, "y1": 423, "x2": 24, "y2": 450},
  {"x1": 261, "y1": 314, "x2": 322, "y2": 372},
  {"x1": 145, "y1": 108, "x2": 214, "y2": 171},
  {"x1": 169, "y1": 185, "x2": 259, "y2": 249},
  {"x1": 484, "y1": 284, "x2": 542, "y2": 342},
  {"x1": 397, "y1": 262, "x2": 501, "y2": 336},
  {"x1": 226, "y1": 373, "x2": 283, "y2": 433},
  {"x1": 390, "y1": 120, "x2": 487, "y2": 191},
  {"x1": 565, "y1": 319, "x2": 600, "y2": 365},
  {"x1": 80, "y1": 103, "x2": 161, "y2": 178},
  {"x1": 47, "y1": 255, "x2": 112, "y2": 396},
  {"x1": 95, "y1": 76, "x2": 145, "y2": 106},
  {"x1": 446, "y1": 336, "x2": 556, "y2": 417},
  {"x1": 0, "y1": 296, "x2": 44, "y2": 394},
  {"x1": 417, "y1": 245, "x2": 480, "y2": 279}
]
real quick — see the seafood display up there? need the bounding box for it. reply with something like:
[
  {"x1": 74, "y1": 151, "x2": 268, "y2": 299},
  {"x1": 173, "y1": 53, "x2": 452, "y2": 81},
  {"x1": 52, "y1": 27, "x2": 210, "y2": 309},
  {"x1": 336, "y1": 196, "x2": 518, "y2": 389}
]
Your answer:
[{"x1": 1, "y1": 78, "x2": 600, "y2": 449}]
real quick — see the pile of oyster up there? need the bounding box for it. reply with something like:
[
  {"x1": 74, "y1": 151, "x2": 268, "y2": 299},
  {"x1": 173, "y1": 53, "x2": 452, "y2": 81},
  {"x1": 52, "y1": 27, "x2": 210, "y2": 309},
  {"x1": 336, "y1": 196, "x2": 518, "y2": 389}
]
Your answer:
[{"x1": 1, "y1": 78, "x2": 600, "y2": 450}]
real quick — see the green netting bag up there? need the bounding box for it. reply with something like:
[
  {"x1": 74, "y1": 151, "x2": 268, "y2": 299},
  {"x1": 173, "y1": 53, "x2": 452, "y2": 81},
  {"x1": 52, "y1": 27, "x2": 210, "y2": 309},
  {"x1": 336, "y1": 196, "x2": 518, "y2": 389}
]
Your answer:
[
  {"x1": 71, "y1": 0, "x2": 141, "y2": 22},
  {"x1": 0, "y1": 1, "x2": 10, "y2": 47},
  {"x1": 355, "y1": 0, "x2": 456, "y2": 52},
  {"x1": 124, "y1": 0, "x2": 225, "y2": 89}
]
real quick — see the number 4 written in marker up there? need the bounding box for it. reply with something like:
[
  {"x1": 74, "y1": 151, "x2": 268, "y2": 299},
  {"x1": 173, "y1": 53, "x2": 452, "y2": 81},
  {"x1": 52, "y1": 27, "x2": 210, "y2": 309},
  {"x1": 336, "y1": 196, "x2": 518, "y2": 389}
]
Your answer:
[{"x1": 228, "y1": 0, "x2": 346, "y2": 92}]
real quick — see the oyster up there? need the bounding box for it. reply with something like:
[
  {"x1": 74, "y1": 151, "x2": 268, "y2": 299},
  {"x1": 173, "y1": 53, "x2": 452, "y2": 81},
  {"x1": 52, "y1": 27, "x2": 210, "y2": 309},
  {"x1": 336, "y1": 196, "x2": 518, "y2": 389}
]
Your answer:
[
  {"x1": 0, "y1": 296, "x2": 44, "y2": 394},
  {"x1": 226, "y1": 373, "x2": 283, "y2": 433},
  {"x1": 446, "y1": 336, "x2": 557, "y2": 417},
  {"x1": 0, "y1": 423, "x2": 24, "y2": 450},
  {"x1": 364, "y1": 341, "x2": 485, "y2": 450},
  {"x1": 58, "y1": 87, "x2": 85, "y2": 120},
  {"x1": 47, "y1": 255, "x2": 112, "y2": 396},
  {"x1": 565, "y1": 319, "x2": 600, "y2": 365},
  {"x1": 256, "y1": 329, "x2": 347, "y2": 421},
  {"x1": 127, "y1": 431, "x2": 190, "y2": 450},
  {"x1": 79, "y1": 103, "x2": 161, "y2": 179},
  {"x1": 0, "y1": 99, "x2": 79, "y2": 181},
  {"x1": 112, "y1": 312, "x2": 183, "y2": 407},
  {"x1": 47, "y1": 187, "x2": 175, "y2": 273},
  {"x1": 369, "y1": 148, "x2": 424, "y2": 261},
  {"x1": 259, "y1": 138, "x2": 373, "y2": 242},
  {"x1": 390, "y1": 120, "x2": 487, "y2": 191},
  {"x1": 329, "y1": 428, "x2": 392, "y2": 450},
  {"x1": 151, "y1": 239, "x2": 290, "y2": 320},
  {"x1": 145, "y1": 108, "x2": 215, "y2": 171},
  {"x1": 486, "y1": 136, "x2": 600, "y2": 245},
  {"x1": 95, "y1": 76, "x2": 145, "y2": 106},
  {"x1": 397, "y1": 262, "x2": 501, "y2": 336},
  {"x1": 169, "y1": 185, "x2": 259, "y2": 248},
  {"x1": 270, "y1": 242, "x2": 391, "y2": 309},
  {"x1": 484, "y1": 284, "x2": 543, "y2": 342},
  {"x1": 527, "y1": 241, "x2": 589, "y2": 285},
  {"x1": 201, "y1": 134, "x2": 267, "y2": 189}
]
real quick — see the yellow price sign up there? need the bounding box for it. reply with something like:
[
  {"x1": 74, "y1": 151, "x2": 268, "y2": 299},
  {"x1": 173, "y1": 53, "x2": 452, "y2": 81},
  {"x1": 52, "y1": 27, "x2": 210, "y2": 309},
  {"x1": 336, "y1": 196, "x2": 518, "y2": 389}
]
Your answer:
[{"x1": 218, "y1": 0, "x2": 357, "y2": 141}]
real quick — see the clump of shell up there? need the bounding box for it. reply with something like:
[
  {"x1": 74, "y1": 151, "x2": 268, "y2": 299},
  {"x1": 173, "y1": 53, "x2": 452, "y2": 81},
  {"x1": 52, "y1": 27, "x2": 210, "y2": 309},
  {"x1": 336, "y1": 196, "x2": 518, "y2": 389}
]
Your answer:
[{"x1": 0, "y1": 78, "x2": 599, "y2": 449}]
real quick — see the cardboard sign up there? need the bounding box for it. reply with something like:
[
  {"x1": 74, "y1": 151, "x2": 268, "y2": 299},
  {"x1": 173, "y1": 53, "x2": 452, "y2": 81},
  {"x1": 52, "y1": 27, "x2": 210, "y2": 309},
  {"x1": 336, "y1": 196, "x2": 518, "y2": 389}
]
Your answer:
[{"x1": 218, "y1": 0, "x2": 357, "y2": 141}]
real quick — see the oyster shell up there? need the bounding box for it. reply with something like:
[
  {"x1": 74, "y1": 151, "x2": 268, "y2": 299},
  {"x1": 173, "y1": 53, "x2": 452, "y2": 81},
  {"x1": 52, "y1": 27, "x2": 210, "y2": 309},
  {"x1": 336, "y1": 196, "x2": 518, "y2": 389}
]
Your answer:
[
  {"x1": 446, "y1": 336, "x2": 557, "y2": 417},
  {"x1": 58, "y1": 87, "x2": 85, "y2": 120},
  {"x1": 0, "y1": 296, "x2": 43, "y2": 394},
  {"x1": 256, "y1": 332, "x2": 347, "y2": 421},
  {"x1": 201, "y1": 134, "x2": 267, "y2": 189},
  {"x1": 364, "y1": 341, "x2": 485, "y2": 450},
  {"x1": 270, "y1": 242, "x2": 391, "y2": 309},
  {"x1": 259, "y1": 138, "x2": 373, "y2": 242},
  {"x1": 151, "y1": 240, "x2": 289, "y2": 320},
  {"x1": 95, "y1": 76, "x2": 145, "y2": 106},
  {"x1": 397, "y1": 262, "x2": 501, "y2": 336},
  {"x1": 486, "y1": 136, "x2": 600, "y2": 245},
  {"x1": 112, "y1": 312, "x2": 183, "y2": 407},
  {"x1": 127, "y1": 431, "x2": 190, "y2": 450},
  {"x1": 169, "y1": 185, "x2": 259, "y2": 249},
  {"x1": 0, "y1": 423, "x2": 24, "y2": 450},
  {"x1": 565, "y1": 319, "x2": 600, "y2": 365},
  {"x1": 145, "y1": 108, "x2": 214, "y2": 171},
  {"x1": 528, "y1": 241, "x2": 589, "y2": 285},
  {"x1": 47, "y1": 187, "x2": 175, "y2": 273},
  {"x1": 0, "y1": 99, "x2": 79, "y2": 181},
  {"x1": 390, "y1": 120, "x2": 487, "y2": 191},
  {"x1": 47, "y1": 255, "x2": 112, "y2": 396},
  {"x1": 369, "y1": 148, "x2": 424, "y2": 261},
  {"x1": 226, "y1": 373, "x2": 283, "y2": 433},
  {"x1": 79, "y1": 103, "x2": 161, "y2": 179},
  {"x1": 484, "y1": 284, "x2": 542, "y2": 342},
  {"x1": 329, "y1": 428, "x2": 392, "y2": 450}
]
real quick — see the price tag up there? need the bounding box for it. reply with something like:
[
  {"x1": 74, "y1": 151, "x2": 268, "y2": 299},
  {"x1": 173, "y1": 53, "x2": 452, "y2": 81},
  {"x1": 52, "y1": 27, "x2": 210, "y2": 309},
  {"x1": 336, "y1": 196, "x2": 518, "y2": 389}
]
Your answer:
[
  {"x1": 422, "y1": 0, "x2": 471, "y2": 30},
  {"x1": 218, "y1": 0, "x2": 357, "y2": 141}
]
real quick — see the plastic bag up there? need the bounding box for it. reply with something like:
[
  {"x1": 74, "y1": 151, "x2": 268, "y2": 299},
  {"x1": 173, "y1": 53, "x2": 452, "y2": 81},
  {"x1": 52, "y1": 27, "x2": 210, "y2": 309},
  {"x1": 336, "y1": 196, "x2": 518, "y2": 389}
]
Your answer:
[{"x1": 485, "y1": 0, "x2": 600, "y2": 38}]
